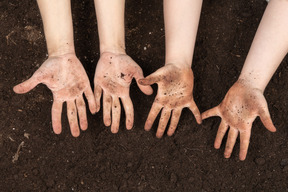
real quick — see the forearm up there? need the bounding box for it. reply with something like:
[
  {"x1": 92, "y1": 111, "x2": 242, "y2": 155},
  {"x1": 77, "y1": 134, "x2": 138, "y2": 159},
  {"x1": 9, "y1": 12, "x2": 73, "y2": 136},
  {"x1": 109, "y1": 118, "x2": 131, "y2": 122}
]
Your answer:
[
  {"x1": 37, "y1": 0, "x2": 75, "y2": 56},
  {"x1": 239, "y1": 0, "x2": 288, "y2": 92},
  {"x1": 164, "y1": 0, "x2": 203, "y2": 66},
  {"x1": 94, "y1": 0, "x2": 126, "y2": 54}
]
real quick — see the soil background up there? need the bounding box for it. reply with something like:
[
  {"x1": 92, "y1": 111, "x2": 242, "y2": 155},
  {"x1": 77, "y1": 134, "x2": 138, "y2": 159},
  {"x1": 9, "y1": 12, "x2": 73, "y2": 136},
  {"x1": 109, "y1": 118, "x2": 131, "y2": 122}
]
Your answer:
[{"x1": 1, "y1": 0, "x2": 288, "y2": 191}]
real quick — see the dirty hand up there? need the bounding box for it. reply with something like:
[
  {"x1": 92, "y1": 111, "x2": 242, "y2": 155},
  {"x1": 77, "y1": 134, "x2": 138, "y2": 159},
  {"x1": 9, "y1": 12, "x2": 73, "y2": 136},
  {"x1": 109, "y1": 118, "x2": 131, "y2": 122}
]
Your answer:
[
  {"x1": 201, "y1": 79, "x2": 276, "y2": 160},
  {"x1": 13, "y1": 53, "x2": 96, "y2": 137},
  {"x1": 138, "y1": 64, "x2": 201, "y2": 138},
  {"x1": 94, "y1": 52, "x2": 153, "y2": 133}
]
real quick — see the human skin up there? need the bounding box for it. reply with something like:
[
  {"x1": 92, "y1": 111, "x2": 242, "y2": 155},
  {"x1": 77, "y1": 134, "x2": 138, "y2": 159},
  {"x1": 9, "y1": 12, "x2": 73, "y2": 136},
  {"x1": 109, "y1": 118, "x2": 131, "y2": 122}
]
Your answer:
[
  {"x1": 202, "y1": 0, "x2": 288, "y2": 160},
  {"x1": 13, "y1": 0, "x2": 96, "y2": 137},
  {"x1": 139, "y1": 0, "x2": 203, "y2": 138},
  {"x1": 93, "y1": 0, "x2": 153, "y2": 133}
]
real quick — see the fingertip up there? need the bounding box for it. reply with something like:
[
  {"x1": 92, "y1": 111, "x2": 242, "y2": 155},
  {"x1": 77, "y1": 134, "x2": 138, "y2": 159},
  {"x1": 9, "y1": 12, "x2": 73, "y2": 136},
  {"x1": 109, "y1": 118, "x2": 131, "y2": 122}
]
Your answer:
[
  {"x1": 126, "y1": 121, "x2": 133, "y2": 130},
  {"x1": 214, "y1": 142, "x2": 220, "y2": 149},
  {"x1": 13, "y1": 84, "x2": 26, "y2": 94},
  {"x1": 72, "y1": 129, "x2": 80, "y2": 137},
  {"x1": 142, "y1": 86, "x2": 153, "y2": 95},
  {"x1": 144, "y1": 121, "x2": 152, "y2": 131},
  {"x1": 96, "y1": 105, "x2": 100, "y2": 113},
  {"x1": 104, "y1": 118, "x2": 111, "y2": 127},
  {"x1": 224, "y1": 152, "x2": 231, "y2": 159},
  {"x1": 52, "y1": 122, "x2": 62, "y2": 135},
  {"x1": 167, "y1": 131, "x2": 174, "y2": 137},
  {"x1": 90, "y1": 107, "x2": 97, "y2": 115},
  {"x1": 239, "y1": 154, "x2": 246, "y2": 161},
  {"x1": 80, "y1": 120, "x2": 88, "y2": 131},
  {"x1": 196, "y1": 117, "x2": 202, "y2": 124},
  {"x1": 156, "y1": 133, "x2": 163, "y2": 139},
  {"x1": 138, "y1": 78, "x2": 146, "y2": 85},
  {"x1": 111, "y1": 126, "x2": 119, "y2": 134},
  {"x1": 53, "y1": 127, "x2": 62, "y2": 135}
]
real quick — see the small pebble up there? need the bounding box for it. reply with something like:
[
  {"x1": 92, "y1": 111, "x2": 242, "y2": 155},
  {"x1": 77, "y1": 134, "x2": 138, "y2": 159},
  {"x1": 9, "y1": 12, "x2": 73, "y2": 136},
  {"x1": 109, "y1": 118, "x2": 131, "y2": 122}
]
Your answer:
[
  {"x1": 32, "y1": 168, "x2": 39, "y2": 175},
  {"x1": 255, "y1": 157, "x2": 265, "y2": 165},
  {"x1": 280, "y1": 159, "x2": 288, "y2": 167},
  {"x1": 283, "y1": 166, "x2": 288, "y2": 173},
  {"x1": 170, "y1": 173, "x2": 177, "y2": 183}
]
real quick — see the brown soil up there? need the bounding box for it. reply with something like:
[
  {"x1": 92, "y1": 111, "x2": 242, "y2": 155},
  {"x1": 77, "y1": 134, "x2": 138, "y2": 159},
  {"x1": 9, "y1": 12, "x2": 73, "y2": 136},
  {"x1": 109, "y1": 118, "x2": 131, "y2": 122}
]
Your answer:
[{"x1": 1, "y1": 0, "x2": 288, "y2": 191}]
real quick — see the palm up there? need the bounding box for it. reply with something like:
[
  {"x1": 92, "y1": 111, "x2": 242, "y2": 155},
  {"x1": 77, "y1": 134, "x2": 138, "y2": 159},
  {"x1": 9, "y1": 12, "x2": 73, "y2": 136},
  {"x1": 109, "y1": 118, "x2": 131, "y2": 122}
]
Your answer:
[
  {"x1": 94, "y1": 52, "x2": 153, "y2": 133},
  {"x1": 202, "y1": 80, "x2": 276, "y2": 160},
  {"x1": 13, "y1": 53, "x2": 96, "y2": 137},
  {"x1": 139, "y1": 64, "x2": 201, "y2": 138}
]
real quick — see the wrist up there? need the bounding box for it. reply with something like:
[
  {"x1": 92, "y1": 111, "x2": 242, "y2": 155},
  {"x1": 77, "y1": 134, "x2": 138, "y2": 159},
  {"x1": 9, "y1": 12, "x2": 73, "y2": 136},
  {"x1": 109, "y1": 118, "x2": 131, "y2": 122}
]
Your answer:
[
  {"x1": 100, "y1": 43, "x2": 126, "y2": 55},
  {"x1": 236, "y1": 76, "x2": 265, "y2": 93},
  {"x1": 47, "y1": 43, "x2": 75, "y2": 57},
  {"x1": 165, "y1": 58, "x2": 192, "y2": 69}
]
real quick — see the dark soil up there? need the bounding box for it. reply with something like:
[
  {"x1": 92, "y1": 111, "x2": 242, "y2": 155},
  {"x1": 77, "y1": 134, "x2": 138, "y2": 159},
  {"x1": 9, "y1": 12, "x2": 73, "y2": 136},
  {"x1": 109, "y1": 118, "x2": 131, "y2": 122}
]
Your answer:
[{"x1": 1, "y1": 0, "x2": 288, "y2": 191}]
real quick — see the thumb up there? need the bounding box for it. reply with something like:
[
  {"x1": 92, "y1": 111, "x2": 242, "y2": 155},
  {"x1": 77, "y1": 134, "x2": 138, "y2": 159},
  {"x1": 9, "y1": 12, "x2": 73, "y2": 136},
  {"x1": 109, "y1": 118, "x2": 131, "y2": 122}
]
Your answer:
[
  {"x1": 259, "y1": 107, "x2": 276, "y2": 132},
  {"x1": 13, "y1": 75, "x2": 41, "y2": 94},
  {"x1": 138, "y1": 68, "x2": 164, "y2": 86},
  {"x1": 133, "y1": 67, "x2": 153, "y2": 95}
]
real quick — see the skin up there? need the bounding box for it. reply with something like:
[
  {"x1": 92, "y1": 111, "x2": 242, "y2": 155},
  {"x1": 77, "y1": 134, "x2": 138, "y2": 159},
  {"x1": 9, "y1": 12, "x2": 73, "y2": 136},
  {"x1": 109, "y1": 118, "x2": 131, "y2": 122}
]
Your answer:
[
  {"x1": 139, "y1": 0, "x2": 203, "y2": 138},
  {"x1": 13, "y1": 0, "x2": 96, "y2": 137},
  {"x1": 202, "y1": 0, "x2": 288, "y2": 160},
  {"x1": 93, "y1": 0, "x2": 153, "y2": 133}
]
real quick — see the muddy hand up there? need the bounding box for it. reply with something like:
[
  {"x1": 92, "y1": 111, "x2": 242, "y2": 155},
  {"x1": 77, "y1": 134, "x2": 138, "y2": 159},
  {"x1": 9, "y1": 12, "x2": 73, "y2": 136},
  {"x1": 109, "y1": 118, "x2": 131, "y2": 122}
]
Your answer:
[
  {"x1": 202, "y1": 79, "x2": 276, "y2": 160},
  {"x1": 94, "y1": 52, "x2": 153, "y2": 133},
  {"x1": 13, "y1": 53, "x2": 96, "y2": 137},
  {"x1": 138, "y1": 64, "x2": 201, "y2": 138}
]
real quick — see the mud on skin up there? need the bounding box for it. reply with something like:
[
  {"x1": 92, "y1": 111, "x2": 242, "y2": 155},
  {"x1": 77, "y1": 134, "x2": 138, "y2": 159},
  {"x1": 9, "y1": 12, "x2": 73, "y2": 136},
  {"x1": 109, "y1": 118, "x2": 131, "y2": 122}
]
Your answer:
[
  {"x1": 94, "y1": 52, "x2": 153, "y2": 133},
  {"x1": 139, "y1": 64, "x2": 202, "y2": 138}
]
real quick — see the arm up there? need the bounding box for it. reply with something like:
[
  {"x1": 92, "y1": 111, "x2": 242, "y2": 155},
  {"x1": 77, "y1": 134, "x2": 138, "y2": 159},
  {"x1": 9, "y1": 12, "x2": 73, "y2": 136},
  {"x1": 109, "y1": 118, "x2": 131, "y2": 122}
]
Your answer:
[
  {"x1": 239, "y1": 0, "x2": 288, "y2": 91},
  {"x1": 94, "y1": 0, "x2": 125, "y2": 54},
  {"x1": 139, "y1": 0, "x2": 203, "y2": 138},
  {"x1": 37, "y1": 0, "x2": 75, "y2": 56},
  {"x1": 13, "y1": 0, "x2": 96, "y2": 137},
  {"x1": 202, "y1": 0, "x2": 288, "y2": 160},
  {"x1": 93, "y1": 0, "x2": 153, "y2": 133},
  {"x1": 164, "y1": 0, "x2": 203, "y2": 66}
]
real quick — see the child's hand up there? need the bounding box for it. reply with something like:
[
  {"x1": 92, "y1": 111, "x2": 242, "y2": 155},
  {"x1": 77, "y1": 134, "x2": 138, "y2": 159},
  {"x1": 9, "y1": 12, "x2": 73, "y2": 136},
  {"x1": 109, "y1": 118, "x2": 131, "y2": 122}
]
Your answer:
[
  {"x1": 138, "y1": 64, "x2": 201, "y2": 138},
  {"x1": 13, "y1": 53, "x2": 97, "y2": 137},
  {"x1": 202, "y1": 80, "x2": 276, "y2": 160},
  {"x1": 94, "y1": 52, "x2": 153, "y2": 133}
]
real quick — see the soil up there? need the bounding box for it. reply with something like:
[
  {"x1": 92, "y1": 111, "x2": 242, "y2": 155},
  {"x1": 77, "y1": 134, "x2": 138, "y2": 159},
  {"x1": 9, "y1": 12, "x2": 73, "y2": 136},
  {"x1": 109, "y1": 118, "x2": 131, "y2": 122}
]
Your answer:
[{"x1": 1, "y1": 0, "x2": 288, "y2": 191}]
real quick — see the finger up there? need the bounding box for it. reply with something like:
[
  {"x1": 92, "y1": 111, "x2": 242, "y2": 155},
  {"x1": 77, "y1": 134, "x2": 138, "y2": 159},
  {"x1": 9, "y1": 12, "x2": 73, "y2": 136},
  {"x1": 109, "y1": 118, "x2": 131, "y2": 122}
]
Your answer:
[
  {"x1": 156, "y1": 108, "x2": 171, "y2": 138},
  {"x1": 84, "y1": 87, "x2": 97, "y2": 114},
  {"x1": 133, "y1": 67, "x2": 153, "y2": 95},
  {"x1": 103, "y1": 92, "x2": 112, "y2": 127},
  {"x1": 188, "y1": 100, "x2": 202, "y2": 124},
  {"x1": 51, "y1": 100, "x2": 63, "y2": 134},
  {"x1": 121, "y1": 97, "x2": 134, "y2": 130},
  {"x1": 224, "y1": 127, "x2": 239, "y2": 159},
  {"x1": 259, "y1": 108, "x2": 276, "y2": 132},
  {"x1": 138, "y1": 68, "x2": 164, "y2": 86},
  {"x1": 13, "y1": 75, "x2": 41, "y2": 94},
  {"x1": 167, "y1": 108, "x2": 182, "y2": 136},
  {"x1": 239, "y1": 130, "x2": 251, "y2": 161},
  {"x1": 94, "y1": 84, "x2": 102, "y2": 112},
  {"x1": 111, "y1": 96, "x2": 121, "y2": 133},
  {"x1": 67, "y1": 100, "x2": 80, "y2": 137},
  {"x1": 201, "y1": 106, "x2": 220, "y2": 120},
  {"x1": 76, "y1": 96, "x2": 88, "y2": 131},
  {"x1": 214, "y1": 120, "x2": 229, "y2": 149},
  {"x1": 144, "y1": 102, "x2": 162, "y2": 131}
]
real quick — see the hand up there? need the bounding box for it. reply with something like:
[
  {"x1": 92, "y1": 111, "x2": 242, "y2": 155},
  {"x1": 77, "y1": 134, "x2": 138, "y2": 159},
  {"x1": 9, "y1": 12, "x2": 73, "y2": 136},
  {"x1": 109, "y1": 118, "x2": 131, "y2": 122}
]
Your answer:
[
  {"x1": 202, "y1": 79, "x2": 276, "y2": 160},
  {"x1": 13, "y1": 53, "x2": 96, "y2": 137},
  {"x1": 138, "y1": 64, "x2": 202, "y2": 138},
  {"x1": 94, "y1": 52, "x2": 153, "y2": 133}
]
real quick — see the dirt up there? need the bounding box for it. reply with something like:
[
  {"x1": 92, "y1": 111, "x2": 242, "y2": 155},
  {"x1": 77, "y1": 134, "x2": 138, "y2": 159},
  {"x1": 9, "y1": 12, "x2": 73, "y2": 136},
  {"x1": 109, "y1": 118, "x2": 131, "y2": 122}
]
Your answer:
[{"x1": 1, "y1": 0, "x2": 288, "y2": 191}]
